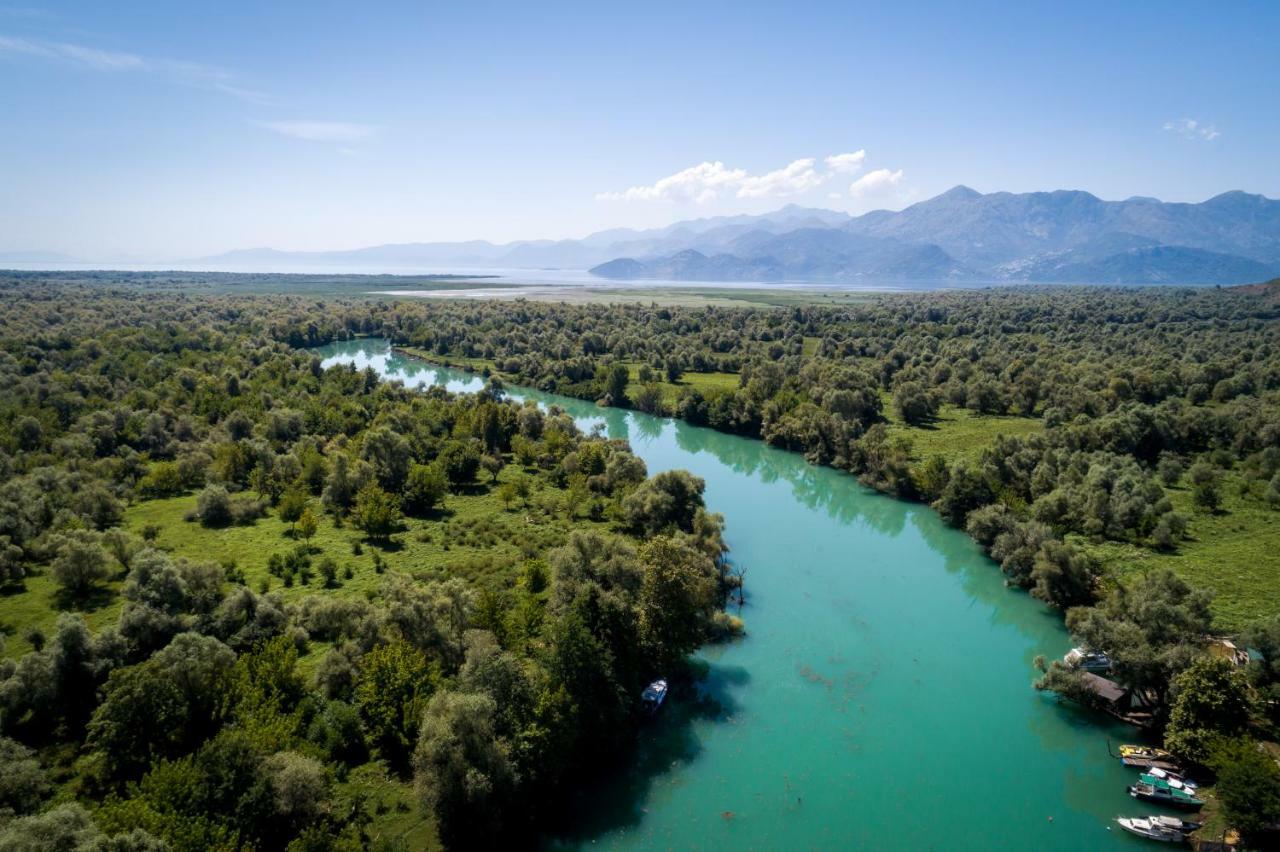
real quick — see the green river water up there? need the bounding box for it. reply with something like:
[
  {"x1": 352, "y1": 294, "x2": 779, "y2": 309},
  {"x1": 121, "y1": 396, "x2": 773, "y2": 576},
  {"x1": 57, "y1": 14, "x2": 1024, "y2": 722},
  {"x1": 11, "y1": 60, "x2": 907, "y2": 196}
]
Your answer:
[{"x1": 317, "y1": 339, "x2": 1161, "y2": 851}]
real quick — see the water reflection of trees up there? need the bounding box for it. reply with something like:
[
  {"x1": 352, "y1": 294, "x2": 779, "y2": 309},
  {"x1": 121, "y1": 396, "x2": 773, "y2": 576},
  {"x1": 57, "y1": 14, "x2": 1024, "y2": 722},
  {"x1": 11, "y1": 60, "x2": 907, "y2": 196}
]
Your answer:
[
  {"x1": 543, "y1": 662, "x2": 750, "y2": 848},
  {"x1": 671, "y1": 419, "x2": 908, "y2": 537}
]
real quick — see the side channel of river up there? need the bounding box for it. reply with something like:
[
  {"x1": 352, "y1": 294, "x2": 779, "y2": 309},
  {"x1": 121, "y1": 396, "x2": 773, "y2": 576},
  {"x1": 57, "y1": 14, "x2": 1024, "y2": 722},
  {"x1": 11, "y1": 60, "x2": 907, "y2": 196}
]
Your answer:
[{"x1": 317, "y1": 338, "x2": 1154, "y2": 850}]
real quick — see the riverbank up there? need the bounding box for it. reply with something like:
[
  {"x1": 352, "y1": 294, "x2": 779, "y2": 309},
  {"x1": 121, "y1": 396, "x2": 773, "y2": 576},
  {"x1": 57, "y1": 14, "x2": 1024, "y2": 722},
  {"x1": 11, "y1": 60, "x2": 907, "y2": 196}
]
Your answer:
[
  {"x1": 392, "y1": 344, "x2": 1276, "y2": 632},
  {"x1": 320, "y1": 338, "x2": 1144, "y2": 850}
]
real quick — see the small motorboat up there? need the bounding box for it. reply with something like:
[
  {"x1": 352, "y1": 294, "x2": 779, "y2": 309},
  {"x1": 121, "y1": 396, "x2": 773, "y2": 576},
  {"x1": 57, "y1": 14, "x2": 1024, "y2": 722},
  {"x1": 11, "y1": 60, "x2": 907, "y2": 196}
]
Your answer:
[
  {"x1": 1117, "y1": 815, "x2": 1199, "y2": 842},
  {"x1": 641, "y1": 678, "x2": 668, "y2": 714},
  {"x1": 1144, "y1": 767, "x2": 1199, "y2": 792},
  {"x1": 1119, "y1": 745, "x2": 1175, "y2": 762},
  {"x1": 1128, "y1": 779, "x2": 1205, "y2": 810},
  {"x1": 1064, "y1": 647, "x2": 1113, "y2": 673}
]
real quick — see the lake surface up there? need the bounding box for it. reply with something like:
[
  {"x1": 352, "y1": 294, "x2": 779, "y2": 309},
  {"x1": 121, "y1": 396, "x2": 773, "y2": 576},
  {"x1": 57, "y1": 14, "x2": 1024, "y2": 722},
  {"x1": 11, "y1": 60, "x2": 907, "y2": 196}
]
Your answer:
[{"x1": 317, "y1": 338, "x2": 1156, "y2": 850}]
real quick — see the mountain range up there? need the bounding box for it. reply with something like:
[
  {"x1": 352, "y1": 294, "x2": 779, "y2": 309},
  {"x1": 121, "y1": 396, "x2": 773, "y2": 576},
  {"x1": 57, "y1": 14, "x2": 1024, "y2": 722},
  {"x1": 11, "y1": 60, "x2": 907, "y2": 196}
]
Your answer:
[{"x1": 186, "y1": 187, "x2": 1280, "y2": 285}]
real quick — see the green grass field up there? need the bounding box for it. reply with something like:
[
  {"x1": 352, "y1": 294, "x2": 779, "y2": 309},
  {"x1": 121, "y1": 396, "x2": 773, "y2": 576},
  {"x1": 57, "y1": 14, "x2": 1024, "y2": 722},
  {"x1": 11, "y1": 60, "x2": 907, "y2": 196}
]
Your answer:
[
  {"x1": 0, "y1": 465, "x2": 607, "y2": 660},
  {"x1": 886, "y1": 402, "x2": 1044, "y2": 464},
  {"x1": 1077, "y1": 471, "x2": 1280, "y2": 631}
]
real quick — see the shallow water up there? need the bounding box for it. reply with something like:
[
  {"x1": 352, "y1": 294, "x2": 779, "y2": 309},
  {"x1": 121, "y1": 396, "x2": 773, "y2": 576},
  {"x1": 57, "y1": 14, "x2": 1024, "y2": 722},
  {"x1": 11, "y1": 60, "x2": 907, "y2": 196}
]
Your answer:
[{"x1": 317, "y1": 338, "x2": 1156, "y2": 850}]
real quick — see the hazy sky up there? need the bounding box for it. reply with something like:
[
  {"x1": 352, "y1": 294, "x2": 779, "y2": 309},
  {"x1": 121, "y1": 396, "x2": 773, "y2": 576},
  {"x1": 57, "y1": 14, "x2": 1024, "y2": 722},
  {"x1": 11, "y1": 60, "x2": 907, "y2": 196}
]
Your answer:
[{"x1": 2, "y1": 1, "x2": 1278, "y2": 259}]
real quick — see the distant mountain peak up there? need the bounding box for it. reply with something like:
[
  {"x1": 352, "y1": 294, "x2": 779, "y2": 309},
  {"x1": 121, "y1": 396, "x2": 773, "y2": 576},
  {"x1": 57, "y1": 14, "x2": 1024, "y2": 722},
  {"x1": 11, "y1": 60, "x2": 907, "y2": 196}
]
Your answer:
[
  {"x1": 1204, "y1": 189, "x2": 1266, "y2": 206},
  {"x1": 938, "y1": 185, "x2": 982, "y2": 200}
]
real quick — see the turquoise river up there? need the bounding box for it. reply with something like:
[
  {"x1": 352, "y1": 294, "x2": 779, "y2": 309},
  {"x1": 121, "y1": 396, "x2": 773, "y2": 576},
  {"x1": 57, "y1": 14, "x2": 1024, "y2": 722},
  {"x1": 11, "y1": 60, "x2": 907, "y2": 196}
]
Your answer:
[{"x1": 317, "y1": 338, "x2": 1161, "y2": 851}]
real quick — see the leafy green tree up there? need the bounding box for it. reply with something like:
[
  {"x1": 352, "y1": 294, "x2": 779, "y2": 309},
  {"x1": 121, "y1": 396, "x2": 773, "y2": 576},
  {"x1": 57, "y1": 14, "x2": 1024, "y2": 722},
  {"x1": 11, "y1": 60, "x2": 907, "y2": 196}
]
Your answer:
[
  {"x1": 404, "y1": 463, "x2": 448, "y2": 516},
  {"x1": 0, "y1": 803, "x2": 104, "y2": 850},
  {"x1": 361, "y1": 426, "x2": 413, "y2": 491},
  {"x1": 621, "y1": 470, "x2": 706, "y2": 536},
  {"x1": 1163, "y1": 655, "x2": 1254, "y2": 764},
  {"x1": 439, "y1": 441, "x2": 481, "y2": 491},
  {"x1": 601, "y1": 363, "x2": 628, "y2": 405},
  {"x1": 296, "y1": 508, "x2": 318, "y2": 546},
  {"x1": 88, "y1": 633, "x2": 236, "y2": 779},
  {"x1": 277, "y1": 486, "x2": 307, "y2": 534},
  {"x1": 195, "y1": 484, "x2": 234, "y2": 527},
  {"x1": 0, "y1": 736, "x2": 50, "y2": 816},
  {"x1": 481, "y1": 453, "x2": 505, "y2": 483},
  {"x1": 1029, "y1": 540, "x2": 1095, "y2": 608},
  {"x1": 263, "y1": 751, "x2": 329, "y2": 833},
  {"x1": 413, "y1": 690, "x2": 515, "y2": 847},
  {"x1": 892, "y1": 381, "x2": 937, "y2": 425},
  {"x1": 352, "y1": 483, "x2": 401, "y2": 542},
  {"x1": 50, "y1": 530, "x2": 111, "y2": 600},
  {"x1": 356, "y1": 641, "x2": 436, "y2": 767},
  {"x1": 321, "y1": 453, "x2": 358, "y2": 516},
  {"x1": 1207, "y1": 737, "x2": 1280, "y2": 845},
  {"x1": 0, "y1": 537, "x2": 24, "y2": 586},
  {"x1": 638, "y1": 536, "x2": 717, "y2": 669}
]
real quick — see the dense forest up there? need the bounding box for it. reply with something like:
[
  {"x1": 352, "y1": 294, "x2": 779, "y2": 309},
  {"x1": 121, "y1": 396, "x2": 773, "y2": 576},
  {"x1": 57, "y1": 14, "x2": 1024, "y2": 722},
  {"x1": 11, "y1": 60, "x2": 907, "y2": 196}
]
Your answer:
[
  {"x1": 0, "y1": 278, "x2": 735, "y2": 849},
  {"x1": 3, "y1": 272, "x2": 1280, "y2": 846},
  {"x1": 276, "y1": 280, "x2": 1280, "y2": 842}
]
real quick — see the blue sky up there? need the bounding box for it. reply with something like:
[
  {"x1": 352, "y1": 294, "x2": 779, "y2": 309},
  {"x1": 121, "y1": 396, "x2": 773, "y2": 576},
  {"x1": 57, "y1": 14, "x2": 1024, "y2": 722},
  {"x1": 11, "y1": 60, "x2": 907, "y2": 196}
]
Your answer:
[{"x1": 1, "y1": 1, "x2": 1277, "y2": 259}]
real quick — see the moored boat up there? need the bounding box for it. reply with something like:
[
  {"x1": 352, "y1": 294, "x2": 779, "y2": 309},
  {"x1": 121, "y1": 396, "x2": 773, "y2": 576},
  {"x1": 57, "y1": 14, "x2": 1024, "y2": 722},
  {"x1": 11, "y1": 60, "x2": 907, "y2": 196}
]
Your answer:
[
  {"x1": 1143, "y1": 767, "x2": 1199, "y2": 792},
  {"x1": 1119, "y1": 744, "x2": 1174, "y2": 761},
  {"x1": 1116, "y1": 815, "x2": 1199, "y2": 842},
  {"x1": 641, "y1": 678, "x2": 668, "y2": 714},
  {"x1": 1128, "y1": 778, "x2": 1205, "y2": 810},
  {"x1": 1064, "y1": 647, "x2": 1113, "y2": 673}
]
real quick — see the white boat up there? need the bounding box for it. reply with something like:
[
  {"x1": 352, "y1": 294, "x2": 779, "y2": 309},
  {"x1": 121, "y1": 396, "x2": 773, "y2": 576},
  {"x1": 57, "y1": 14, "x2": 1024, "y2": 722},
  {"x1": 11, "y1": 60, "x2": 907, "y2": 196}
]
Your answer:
[
  {"x1": 1146, "y1": 766, "x2": 1199, "y2": 792},
  {"x1": 1116, "y1": 815, "x2": 1198, "y2": 842},
  {"x1": 1064, "y1": 647, "x2": 1112, "y2": 673},
  {"x1": 641, "y1": 678, "x2": 668, "y2": 714}
]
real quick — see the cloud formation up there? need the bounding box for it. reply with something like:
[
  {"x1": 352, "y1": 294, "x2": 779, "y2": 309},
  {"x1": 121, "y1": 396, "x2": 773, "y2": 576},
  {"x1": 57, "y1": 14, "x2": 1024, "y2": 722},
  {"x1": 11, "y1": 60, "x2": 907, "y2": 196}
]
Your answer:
[
  {"x1": 737, "y1": 158, "x2": 824, "y2": 198},
  {"x1": 597, "y1": 150, "x2": 880, "y2": 203},
  {"x1": 256, "y1": 121, "x2": 379, "y2": 143},
  {"x1": 0, "y1": 33, "x2": 270, "y2": 103},
  {"x1": 1163, "y1": 118, "x2": 1220, "y2": 141},
  {"x1": 824, "y1": 150, "x2": 866, "y2": 173},
  {"x1": 848, "y1": 168, "x2": 904, "y2": 197}
]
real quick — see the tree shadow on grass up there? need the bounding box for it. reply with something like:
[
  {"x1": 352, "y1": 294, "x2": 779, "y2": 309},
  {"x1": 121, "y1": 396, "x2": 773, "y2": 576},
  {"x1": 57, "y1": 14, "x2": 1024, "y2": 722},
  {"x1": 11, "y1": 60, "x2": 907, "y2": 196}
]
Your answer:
[
  {"x1": 369, "y1": 537, "x2": 405, "y2": 553},
  {"x1": 540, "y1": 660, "x2": 750, "y2": 848},
  {"x1": 53, "y1": 583, "x2": 117, "y2": 613}
]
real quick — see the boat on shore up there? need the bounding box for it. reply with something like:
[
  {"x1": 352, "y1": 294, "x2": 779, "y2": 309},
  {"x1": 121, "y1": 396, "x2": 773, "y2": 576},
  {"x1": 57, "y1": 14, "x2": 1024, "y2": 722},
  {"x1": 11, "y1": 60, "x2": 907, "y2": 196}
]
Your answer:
[
  {"x1": 1119, "y1": 745, "x2": 1174, "y2": 761},
  {"x1": 1118, "y1": 744, "x2": 1182, "y2": 771},
  {"x1": 1065, "y1": 647, "x2": 1113, "y2": 673},
  {"x1": 1144, "y1": 767, "x2": 1199, "y2": 792},
  {"x1": 1116, "y1": 815, "x2": 1201, "y2": 843},
  {"x1": 641, "y1": 678, "x2": 668, "y2": 715},
  {"x1": 1128, "y1": 778, "x2": 1205, "y2": 810}
]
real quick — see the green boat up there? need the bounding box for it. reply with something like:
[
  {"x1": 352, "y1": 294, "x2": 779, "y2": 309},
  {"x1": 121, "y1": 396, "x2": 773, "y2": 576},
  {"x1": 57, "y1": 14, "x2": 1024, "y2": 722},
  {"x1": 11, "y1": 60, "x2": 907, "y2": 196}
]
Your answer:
[{"x1": 1129, "y1": 776, "x2": 1205, "y2": 810}]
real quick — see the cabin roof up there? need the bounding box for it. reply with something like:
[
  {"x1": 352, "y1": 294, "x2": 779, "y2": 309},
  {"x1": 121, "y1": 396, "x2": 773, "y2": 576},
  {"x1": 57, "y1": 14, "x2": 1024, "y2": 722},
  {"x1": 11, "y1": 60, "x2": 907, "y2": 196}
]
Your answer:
[{"x1": 1080, "y1": 672, "x2": 1127, "y2": 703}]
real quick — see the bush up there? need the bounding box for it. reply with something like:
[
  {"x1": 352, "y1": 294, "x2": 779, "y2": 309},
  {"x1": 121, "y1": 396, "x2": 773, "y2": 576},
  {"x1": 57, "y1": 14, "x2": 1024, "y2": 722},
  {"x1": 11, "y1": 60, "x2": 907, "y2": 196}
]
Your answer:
[
  {"x1": 50, "y1": 530, "x2": 110, "y2": 599},
  {"x1": 195, "y1": 484, "x2": 234, "y2": 527}
]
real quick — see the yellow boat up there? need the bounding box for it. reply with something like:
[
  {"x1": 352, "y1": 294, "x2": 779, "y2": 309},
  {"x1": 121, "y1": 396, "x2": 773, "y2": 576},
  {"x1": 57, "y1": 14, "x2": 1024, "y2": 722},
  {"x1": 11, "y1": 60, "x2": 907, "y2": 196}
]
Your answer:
[{"x1": 1118, "y1": 745, "x2": 1173, "y2": 761}]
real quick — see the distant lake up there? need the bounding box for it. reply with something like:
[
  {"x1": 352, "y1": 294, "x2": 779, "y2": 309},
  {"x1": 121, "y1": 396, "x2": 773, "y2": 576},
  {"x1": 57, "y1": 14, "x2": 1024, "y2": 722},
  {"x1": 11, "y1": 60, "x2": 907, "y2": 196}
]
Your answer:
[
  {"x1": 3, "y1": 261, "x2": 994, "y2": 294},
  {"x1": 317, "y1": 338, "x2": 1155, "y2": 851}
]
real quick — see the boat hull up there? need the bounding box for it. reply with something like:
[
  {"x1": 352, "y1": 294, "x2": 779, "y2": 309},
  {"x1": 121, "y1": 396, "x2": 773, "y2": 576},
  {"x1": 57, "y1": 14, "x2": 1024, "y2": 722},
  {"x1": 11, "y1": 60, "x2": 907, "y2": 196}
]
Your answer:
[{"x1": 1128, "y1": 786, "x2": 1204, "y2": 810}]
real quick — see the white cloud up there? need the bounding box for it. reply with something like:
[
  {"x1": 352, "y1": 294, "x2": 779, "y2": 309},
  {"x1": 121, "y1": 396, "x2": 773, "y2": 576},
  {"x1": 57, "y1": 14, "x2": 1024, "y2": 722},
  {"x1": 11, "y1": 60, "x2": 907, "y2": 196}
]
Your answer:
[
  {"x1": 848, "y1": 168, "x2": 904, "y2": 197},
  {"x1": 257, "y1": 121, "x2": 379, "y2": 143},
  {"x1": 598, "y1": 150, "x2": 897, "y2": 204},
  {"x1": 0, "y1": 33, "x2": 270, "y2": 103},
  {"x1": 596, "y1": 161, "x2": 748, "y2": 203},
  {"x1": 1163, "y1": 118, "x2": 1220, "y2": 141},
  {"x1": 736, "y1": 158, "x2": 823, "y2": 198},
  {"x1": 824, "y1": 150, "x2": 866, "y2": 174}
]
